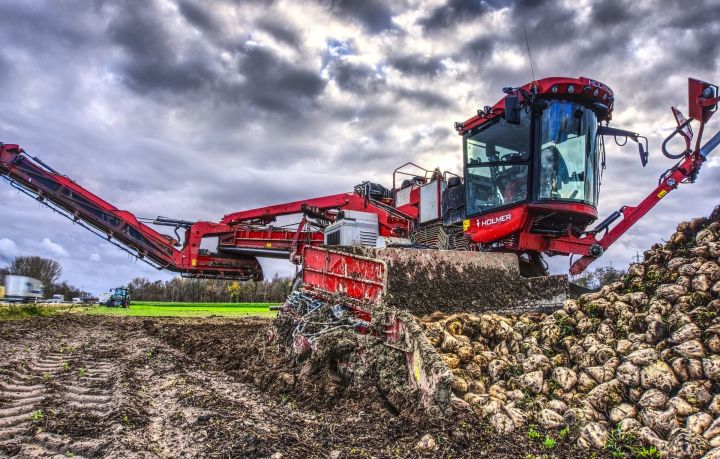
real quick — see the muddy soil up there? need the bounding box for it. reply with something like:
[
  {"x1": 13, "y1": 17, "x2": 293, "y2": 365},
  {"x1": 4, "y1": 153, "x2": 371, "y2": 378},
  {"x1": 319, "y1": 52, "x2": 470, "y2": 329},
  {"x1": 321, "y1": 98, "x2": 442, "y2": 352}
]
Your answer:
[{"x1": 0, "y1": 315, "x2": 604, "y2": 458}]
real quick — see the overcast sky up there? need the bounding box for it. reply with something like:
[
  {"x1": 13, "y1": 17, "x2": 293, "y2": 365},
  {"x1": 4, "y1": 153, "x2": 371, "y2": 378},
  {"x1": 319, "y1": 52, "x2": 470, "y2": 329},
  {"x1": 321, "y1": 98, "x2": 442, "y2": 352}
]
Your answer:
[{"x1": 0, "y1": 0, "x2": 719, "y2": 294}]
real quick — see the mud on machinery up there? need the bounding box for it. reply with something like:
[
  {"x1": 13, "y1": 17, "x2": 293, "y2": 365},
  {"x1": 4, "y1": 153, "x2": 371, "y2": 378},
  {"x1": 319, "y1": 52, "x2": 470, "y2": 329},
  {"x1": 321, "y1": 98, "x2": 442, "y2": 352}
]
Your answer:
[{"x1": 1, "y1": 76, "x2": 719, "y2": 405}]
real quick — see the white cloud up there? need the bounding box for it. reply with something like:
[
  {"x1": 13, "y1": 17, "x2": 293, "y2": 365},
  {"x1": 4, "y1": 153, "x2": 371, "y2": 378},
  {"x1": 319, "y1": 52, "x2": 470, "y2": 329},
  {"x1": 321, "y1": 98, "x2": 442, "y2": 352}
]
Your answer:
[
  {"x1": 0, "y1": 238, "x2": 18, "y2": 261},
  {"x1": 41, "y1": 238, "x2": 69, "y2": 258},
  {"x1": 89, "y1": 253, "x2": 101, "y2": 261}
]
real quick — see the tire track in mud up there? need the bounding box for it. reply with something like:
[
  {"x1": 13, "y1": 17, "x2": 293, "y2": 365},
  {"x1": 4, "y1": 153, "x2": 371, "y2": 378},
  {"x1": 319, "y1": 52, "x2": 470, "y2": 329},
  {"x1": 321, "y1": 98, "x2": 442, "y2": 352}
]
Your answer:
[
  {"x1": 0, "y1": 345, "x2": 78, "y2": 455},
  {"x1": 0, "y1": 320, "x2": 129, "y2": 458}
]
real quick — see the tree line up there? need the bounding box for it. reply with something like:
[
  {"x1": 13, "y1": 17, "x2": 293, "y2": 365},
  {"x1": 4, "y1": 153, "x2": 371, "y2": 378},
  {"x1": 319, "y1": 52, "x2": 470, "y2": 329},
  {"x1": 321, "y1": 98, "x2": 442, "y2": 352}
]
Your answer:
[
  {"x1": 126, "y1": 275, "x2": 293, "y2": 303},
  {"x1": 1, "y1": 255, "x2": 292, "y2": 303}
]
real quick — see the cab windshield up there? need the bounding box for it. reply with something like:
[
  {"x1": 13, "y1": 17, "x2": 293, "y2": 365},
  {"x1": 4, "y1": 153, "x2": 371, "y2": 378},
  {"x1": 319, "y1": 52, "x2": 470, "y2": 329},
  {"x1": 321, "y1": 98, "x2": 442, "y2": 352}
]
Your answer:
[
  {"x1": 538, "y1": 101, "x2": 599, "y2": 205},
  {"x1": 464, "y1": 109, "x2": 531, "y2": 216}
]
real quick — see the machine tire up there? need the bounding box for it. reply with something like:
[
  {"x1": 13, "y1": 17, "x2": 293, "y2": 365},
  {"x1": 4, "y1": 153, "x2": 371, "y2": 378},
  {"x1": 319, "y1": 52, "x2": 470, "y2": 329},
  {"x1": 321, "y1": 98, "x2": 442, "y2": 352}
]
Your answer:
[{"x1": 107, "y1": 300, "x2": 114, "y2": 308}]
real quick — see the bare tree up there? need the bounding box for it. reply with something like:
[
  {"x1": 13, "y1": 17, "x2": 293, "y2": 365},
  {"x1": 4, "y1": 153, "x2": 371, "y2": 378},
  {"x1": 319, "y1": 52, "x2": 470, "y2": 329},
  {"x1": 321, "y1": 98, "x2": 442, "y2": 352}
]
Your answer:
[{"x1": 8, "y1": 256, "x2": 62, "y2": 289}]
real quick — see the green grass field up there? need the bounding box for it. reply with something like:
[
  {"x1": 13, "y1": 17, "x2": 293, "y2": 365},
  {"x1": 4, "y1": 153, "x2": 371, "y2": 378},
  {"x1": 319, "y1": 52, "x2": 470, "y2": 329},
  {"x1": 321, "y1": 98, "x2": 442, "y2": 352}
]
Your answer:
[{"x1": 83, "y1": 301, "x2": 280, "y2": 318}]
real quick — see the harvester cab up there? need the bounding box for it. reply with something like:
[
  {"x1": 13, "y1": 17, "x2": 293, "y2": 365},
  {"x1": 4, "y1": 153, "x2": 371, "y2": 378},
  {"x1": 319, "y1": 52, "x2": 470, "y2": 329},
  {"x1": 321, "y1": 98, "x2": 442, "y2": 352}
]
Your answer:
[{"x1": 461, "y1": 83, "x2": 607, "y2": 243}]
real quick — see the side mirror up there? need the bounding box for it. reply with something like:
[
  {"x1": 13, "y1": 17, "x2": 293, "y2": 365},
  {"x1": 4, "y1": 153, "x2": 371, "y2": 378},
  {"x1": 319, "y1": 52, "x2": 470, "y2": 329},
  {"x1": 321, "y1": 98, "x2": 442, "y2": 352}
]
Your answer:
[
  {"x1": 597, "y1": 125, "x2": 649, "y2": 167},
  {"x1": 504, "y1": 95, "x2": 521, "y2": 125},
  {"x1": 638, "y1": 141, "x2": 648, "y2": 167}
]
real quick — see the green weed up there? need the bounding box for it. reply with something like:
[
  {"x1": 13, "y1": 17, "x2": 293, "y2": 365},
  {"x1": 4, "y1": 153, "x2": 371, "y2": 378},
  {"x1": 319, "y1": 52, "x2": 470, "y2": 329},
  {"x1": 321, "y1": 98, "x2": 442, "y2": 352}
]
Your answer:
[
  {"x1": 634, "y1": 446, "x2": 662, "y2": 459},
  {"x1": 543, "y1": 436, "x2": 556, "y2": 449},
  {"x1": 527, "y1": 425, "x2": 541, "y2": 440},
  {"x1": 558, "y1": 426, "x2": 570, "y2": 439}
]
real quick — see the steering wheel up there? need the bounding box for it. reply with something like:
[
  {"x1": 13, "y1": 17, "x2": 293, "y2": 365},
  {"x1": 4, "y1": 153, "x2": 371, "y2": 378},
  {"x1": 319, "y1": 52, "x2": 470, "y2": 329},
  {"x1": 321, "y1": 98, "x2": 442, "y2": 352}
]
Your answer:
[{"x1": 500, "y1": 153, "x2": 523, "y2": 162}]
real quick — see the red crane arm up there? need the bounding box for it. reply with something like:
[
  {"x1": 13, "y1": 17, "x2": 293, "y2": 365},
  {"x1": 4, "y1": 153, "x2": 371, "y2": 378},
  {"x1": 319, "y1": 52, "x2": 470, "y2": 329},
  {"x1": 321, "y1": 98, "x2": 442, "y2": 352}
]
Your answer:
[
  {"x1": 222, "y1": 193, "x2": 356, "y2": 224},
  {"x1": 560, "y1": 80, "x2": 720, "y2": 274},
  {"x1": 561, "y1": 150, "x2": 709, "y2": 274},
  {"x1": 0, "y1": 144, "x2": 262, "y2": 279}
]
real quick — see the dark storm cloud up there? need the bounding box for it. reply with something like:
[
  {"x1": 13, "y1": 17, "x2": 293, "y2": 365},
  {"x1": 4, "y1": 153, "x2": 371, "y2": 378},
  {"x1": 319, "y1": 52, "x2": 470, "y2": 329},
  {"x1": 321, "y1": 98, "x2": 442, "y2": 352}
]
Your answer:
[
  {"x1": 664, "y1": 0, "x2": 720, "y2": 28},
  {"x1": 0, "y1": 53, "x2": 8, "y2": 83},
  {"x1": 329, "y1": 60, "x2": 383, "y2": 94},
  {"x1": 107, "y1": 1, "x2": 325, "y2": 114},
  {"x1": 590, "y1": 0, "x2": 635, "y2": 26},
  {"x1": 418, "y1": 0, "x2": 495, "y2": 32},
  {"x1": 177, "y1": 0, "x2": 219, "y2": 31},
  {"x1": 459, "y1": 35, "x2": 495, "y2": 61},
  {"x1": 395, "y1": 88, "x2": 455, "y2": 109},
  {"x1": 330, "y1": 103, "x2": 399, "y2": 122},
  {"x1": 108, "y1": 2, "x2": 216, "y2": 94},
  {"x1": 0, "y1": 2, "x2": 93, "y2": 50},
  {"x1": 237, "y1": 45, "x2": 326, "y2": 112},
  {"x1": 387, "y1": 54, "x2": 445, "y2": 77},
  {"x1": 327, "y1": 0, "x2": 397, "y2": 33},
  {"x1": 257, "y1": 17, "x2": 302, "y2": 47}
]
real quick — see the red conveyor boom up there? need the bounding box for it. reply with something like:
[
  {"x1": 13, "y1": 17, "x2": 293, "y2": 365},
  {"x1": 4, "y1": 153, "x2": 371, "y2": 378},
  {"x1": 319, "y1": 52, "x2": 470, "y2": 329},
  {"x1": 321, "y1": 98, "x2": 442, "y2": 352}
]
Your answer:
[{"x1": 0, "y1": 144, "x2": 415, "y2": 280}]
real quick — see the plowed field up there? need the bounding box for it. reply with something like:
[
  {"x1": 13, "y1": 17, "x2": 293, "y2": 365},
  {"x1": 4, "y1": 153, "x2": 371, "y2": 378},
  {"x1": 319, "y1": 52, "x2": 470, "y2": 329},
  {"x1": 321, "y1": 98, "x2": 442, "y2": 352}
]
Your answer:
[{"x1": 0, "y1": 315, "x2": 594, "y2": 458}]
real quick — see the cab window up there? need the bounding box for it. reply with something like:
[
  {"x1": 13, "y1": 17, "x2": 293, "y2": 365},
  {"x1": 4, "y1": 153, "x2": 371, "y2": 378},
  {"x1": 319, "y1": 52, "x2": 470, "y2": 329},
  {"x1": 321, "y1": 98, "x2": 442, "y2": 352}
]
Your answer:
[
  {"x1": 537, "y1": 101, "x2": 599, "y2": 204},
  {"x1": 464, "y1": 110, "x2": 531, "y2": 216}
]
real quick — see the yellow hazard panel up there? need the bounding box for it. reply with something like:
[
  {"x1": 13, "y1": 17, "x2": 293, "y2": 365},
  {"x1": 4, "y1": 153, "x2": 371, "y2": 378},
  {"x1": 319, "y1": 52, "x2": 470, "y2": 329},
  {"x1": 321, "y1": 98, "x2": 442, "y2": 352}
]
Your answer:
[
  {"x1": 265, "y1": 242, "x2": 273, "y2": 248},
  {"x1": 463, "y1": 219, "x2": 470, "y2": 231},
  {"x1": 657, "y1": 189, "x2": 668, "y2": 199},
  {"x1": 413, "y1": 348, "x2": 422, "y2": 382},
  {"x1": 191, "y1": 259, "x2": 197, "y2": 266}
]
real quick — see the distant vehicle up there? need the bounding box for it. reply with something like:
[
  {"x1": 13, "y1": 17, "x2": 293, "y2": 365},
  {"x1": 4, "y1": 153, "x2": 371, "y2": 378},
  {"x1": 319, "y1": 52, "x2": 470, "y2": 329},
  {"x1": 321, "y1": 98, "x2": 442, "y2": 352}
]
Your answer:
[
  {"x1": 105, "y1": 287, "x2": 130, "y2": 308},
  {"x1": 71, "y1": 297, "x2": 81, "y2": 304},
  {"x1": 79, "y1": 296, "x2": 99, "y2": 305},
  {"x1": 4, "y1": 275, "x2": 43, "y2": 303}
]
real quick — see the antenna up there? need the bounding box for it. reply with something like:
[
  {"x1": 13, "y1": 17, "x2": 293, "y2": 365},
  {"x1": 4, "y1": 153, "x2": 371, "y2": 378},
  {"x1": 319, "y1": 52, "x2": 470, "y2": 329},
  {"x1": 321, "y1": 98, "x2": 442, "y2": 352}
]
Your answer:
[{"x1": 523, "y1": 25, "x2": 537, "y2": 89}]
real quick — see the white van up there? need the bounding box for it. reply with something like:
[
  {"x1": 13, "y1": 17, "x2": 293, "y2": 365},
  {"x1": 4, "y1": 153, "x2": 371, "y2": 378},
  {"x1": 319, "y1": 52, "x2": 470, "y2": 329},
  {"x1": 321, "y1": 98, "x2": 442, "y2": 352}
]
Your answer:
[{"x1": 4, "y1": 275, "x2": 43, "y2": 303}]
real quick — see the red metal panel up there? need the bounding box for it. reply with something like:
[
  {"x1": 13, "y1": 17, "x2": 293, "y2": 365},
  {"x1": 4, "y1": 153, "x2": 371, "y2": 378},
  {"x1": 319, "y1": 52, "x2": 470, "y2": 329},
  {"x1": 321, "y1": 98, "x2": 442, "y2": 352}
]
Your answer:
[
  {"x1": 302, "y1": 247, "x2": 386, "y2": 303},
  {"x1": 465, "y1": 206, "x2": 529, "y2": 243}
]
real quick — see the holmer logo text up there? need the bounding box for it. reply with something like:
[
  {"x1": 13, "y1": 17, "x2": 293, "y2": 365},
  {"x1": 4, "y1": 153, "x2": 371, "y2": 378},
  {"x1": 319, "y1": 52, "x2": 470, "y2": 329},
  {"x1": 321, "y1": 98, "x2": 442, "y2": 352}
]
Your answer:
[{"x1": 479, "y1": 213, "x2": 512, "y2": 227}]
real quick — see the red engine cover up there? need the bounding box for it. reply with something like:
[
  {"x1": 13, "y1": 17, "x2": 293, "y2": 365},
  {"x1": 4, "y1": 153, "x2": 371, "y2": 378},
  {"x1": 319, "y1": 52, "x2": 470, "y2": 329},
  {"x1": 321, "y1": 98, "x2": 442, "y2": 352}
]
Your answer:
[{"x1": 463, "y1": 206, "x2": 529, "y2": 244}]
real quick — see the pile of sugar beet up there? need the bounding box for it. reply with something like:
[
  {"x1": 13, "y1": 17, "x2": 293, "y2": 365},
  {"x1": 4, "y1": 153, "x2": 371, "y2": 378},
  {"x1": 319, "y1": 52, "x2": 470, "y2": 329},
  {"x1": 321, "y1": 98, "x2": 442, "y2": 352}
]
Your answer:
[{"x1": 418, "y1": 205, "x2": 720, "y2": 458}]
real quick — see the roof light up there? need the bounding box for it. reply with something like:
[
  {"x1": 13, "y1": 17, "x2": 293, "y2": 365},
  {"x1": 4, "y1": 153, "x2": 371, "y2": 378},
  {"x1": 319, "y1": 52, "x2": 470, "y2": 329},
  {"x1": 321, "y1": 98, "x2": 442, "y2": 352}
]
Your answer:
[
  {"x1": 593, "y1": 88, "x2": 599, "y2": 97},
  {"x1": 551, "y1": 85, "x2": 559, "y2": 93},
  {"x1": 567, "y1": 84, "x2": 575, "y2": 94}
]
